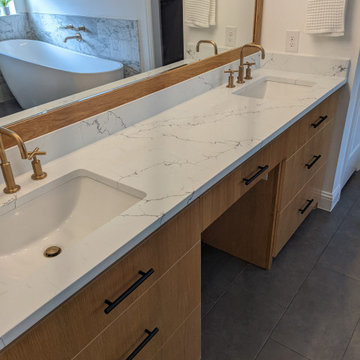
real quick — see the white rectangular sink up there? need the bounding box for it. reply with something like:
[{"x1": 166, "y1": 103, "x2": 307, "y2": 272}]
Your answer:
[
  {"x1": 0, "y1": 170, "x2": 145, "y2": 284},
  {"x1": 234, "y1": 77, "x2": 315, "y2": 100}
]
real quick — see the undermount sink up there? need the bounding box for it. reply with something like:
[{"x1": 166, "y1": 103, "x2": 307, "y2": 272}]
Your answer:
[
  {"x1": 234, "y1": 77, "x2": 315, "y2": 100},
  {"x1": 0, "y1": 170, "x2": 145, "y2": 284}
]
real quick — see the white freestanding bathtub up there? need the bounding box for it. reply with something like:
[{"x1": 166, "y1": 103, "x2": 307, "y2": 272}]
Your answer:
[{"x1": 0, "y1": 39, "x2": 124, "y2": 109}]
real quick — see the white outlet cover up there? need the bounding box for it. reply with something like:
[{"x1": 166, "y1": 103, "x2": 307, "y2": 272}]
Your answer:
[
  {"x1": 285, "y1": 30, "x2": 300, "y2": 53},
  {"x1": 225, "y1": 26, "x2": 237, "y2": 47}
]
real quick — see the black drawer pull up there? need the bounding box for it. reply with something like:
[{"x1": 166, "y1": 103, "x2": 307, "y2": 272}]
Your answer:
[
  {"x1": 126, "y1": 328, "x2": 159, "y2": 360},
  {"x1": 299, "y1": 199, "x2": 314, "y2": 214},
  {"x1": 104, "y1": 268, "x2": 154, "y2": 314},
  {"x1": 311, "y1": 115, "x2": 328, "y2": 128},
  {"x1": 305, "y1": 155, "x2": 322, "y2": 169},
  {"x1": 243, "y1": 165, "x2": 269, "y2": 185}
]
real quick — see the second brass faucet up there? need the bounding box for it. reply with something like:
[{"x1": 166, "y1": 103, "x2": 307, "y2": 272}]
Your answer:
[
  {"x1": 238, "y1": 43, "x2": 265, "y2": 84},
  {"x1": 196, "y1": 40, "x2": 218, "y2": 56}
]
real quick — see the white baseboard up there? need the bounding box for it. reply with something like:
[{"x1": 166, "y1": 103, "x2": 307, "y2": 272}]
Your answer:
[{"x1": 318, "y1": 185, "x2": 341, "y2": 212}]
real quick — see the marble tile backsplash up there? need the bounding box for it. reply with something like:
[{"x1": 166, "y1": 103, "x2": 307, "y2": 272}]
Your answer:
[
  {"x1": 28, "y1": 13, "x2": 141, "y2": 77},
  {"x1": 0, "y1": 14, "x2": 34, "y2": 41}
]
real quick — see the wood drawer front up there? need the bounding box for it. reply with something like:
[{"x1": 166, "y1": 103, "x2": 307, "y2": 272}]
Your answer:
[
  {"x1": 73, "y1": 243, "x2": 201, "y2": 360},
  {"x1": 274, "y1": 165, "x2": 326, "y2": 257},
  {"x1": 151, "y1": 306, "x2": 201, "y2": 360},
  {"x1": 0, "y1": 201, "x2": 200, "y2": 360},
  {"x1": 280, "y1": 121, "x2": 333, "y2": 210},
  {"x1": 282, "y1": 91, "x2": 338, "y2": 158},
  {"x1": 201, "y1": 144, "x2": 276, "y2": 230}
]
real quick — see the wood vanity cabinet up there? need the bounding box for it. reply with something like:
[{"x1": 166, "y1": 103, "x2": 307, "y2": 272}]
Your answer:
[
  {"x1": 201, "y1": 90, "x2": 340, "y2": 268},
  {"x1": 0, "y1": 89, "x2": 341, "y2": 360},
  {"x1": 0, "y1": 201, "x2": 201, "y2": 360}
]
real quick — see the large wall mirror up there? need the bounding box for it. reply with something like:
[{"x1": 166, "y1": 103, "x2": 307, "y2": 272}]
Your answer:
[{"x1": 0, "y1": 0, "x2": 263, "y2": 134}]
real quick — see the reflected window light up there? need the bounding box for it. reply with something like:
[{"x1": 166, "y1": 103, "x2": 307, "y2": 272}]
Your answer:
[{"x1": 0, "y1": 1, "x2": 16, "y2": 16}]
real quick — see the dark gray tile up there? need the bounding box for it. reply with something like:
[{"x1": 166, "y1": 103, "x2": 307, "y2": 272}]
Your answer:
[
  {"x1": 347, "y1": 195, "x2": 360, "y2": 219},
  {"x1": 272, "y1": 265, "x2": 360, "y2": 360},
  {"x1": 319, "y1": 215, "x2": 360, "y2": 281},
  {"x1": 202, "y1": 244, "x2": 247, "y2": 318},
  {"x1": 340, "y1": 172, "x2": 360, "y2": 209},
  {"x1": 343, "y1": 321, "x2": 360, "y2": 360},
  {"x1": 202, "y1": 284, "x2": 285, "y2": 360},
  {"x1": 234, "y1": 227, "x2": 329, "y2": 308},
  {"x1": 0, "y1": 99, "x2": 22, "y2": 117},
  {"x1": 298, "y1": 200, "x2": 349, "y2": 240},
  {"x1": 256, "y1": 339, "x2": 309, "y2": 360}
]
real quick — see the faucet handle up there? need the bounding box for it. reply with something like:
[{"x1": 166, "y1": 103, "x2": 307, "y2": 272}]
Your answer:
[
  {"x1": 244, "y1": 62, "x2": 256, "y2": 80},
  {"x1": 224, "y1": 69, "x2": 239, "y2": 88},
  {"x1": 27, "y1": 147, "x2": 46, "y2": 160},
  {"x1": 28, "y1": 147, "x2": 47, "y2": 180},
  {"x1": 60, "y1": 24, "x2": 75, "y2": 30}
]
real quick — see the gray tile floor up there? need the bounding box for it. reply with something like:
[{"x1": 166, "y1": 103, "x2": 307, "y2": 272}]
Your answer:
[
  {"x1": 202, "y1": 172, "x2": 360, "y2": 360},
  {"x1": 0, "y1": 99, "x2": 22, "y2": 117}
]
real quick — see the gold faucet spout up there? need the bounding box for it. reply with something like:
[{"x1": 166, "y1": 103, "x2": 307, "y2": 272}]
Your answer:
[
  {"x1": 238, "y1": 43, "x2": 265, "y2": 84},
  {"x1": 0, "y1": 127, "x2": 28, "y2": 160},
  {"x1": 0, "y1": 127, "x2": 28, "y2": 194},
  {"x1": 196, "y1": 40, "x2": 218, "y2": 55}
]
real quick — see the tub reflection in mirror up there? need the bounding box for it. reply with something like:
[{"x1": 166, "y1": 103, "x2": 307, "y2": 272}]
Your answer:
[
  {"x1": 0, "y1": 0, "x2": 260, "y2": 129},
  {"x1": 0, "y1": 39, "x2": 124, "y2": 109}
]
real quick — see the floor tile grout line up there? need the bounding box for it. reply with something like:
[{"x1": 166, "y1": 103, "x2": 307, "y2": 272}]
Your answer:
[
  {"x1": 270, "y1": 338, "x2": 313, "y2": 360},
  {"x1": 317, "y1": 261, "x2": 360, "y2": 283},
  {"x1": 341, "y1": 317, "x2": 360, "y2": 360},
  {"x1": 202, "y1": 262, "x2": 250, "y2": 321},
  {"x1": 256, "y1": 200, "x2": 353, "y2": 359}
]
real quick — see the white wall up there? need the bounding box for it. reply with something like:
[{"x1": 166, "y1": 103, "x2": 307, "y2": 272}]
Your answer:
[
  {"x1": 22, "y1": 0, "x2": 155, "y2": 71},
  {"x1": 14, "y1": 0, "x2": 26, "y2": 12},
  {"x1": 183, "y1": 0, "x2": 254, "y2": 50},
  {"x1": 262, "y1": 0, "x2": 360, "y2": 210}
]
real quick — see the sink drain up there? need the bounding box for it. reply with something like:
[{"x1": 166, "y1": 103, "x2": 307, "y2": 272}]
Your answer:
[{"x1": 44, "y1": 246, "x2": 62, "y2": 258}]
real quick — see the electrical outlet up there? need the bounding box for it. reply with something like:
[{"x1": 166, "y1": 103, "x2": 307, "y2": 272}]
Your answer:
[
  {"x1": 285, "y1": 30, "x2": 300, "y2": 53},
  {"x1": 225, "y1": 26, "x2": 237, "y2": 47}
]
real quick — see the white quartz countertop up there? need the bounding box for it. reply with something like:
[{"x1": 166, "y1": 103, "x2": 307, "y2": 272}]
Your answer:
[{"x1": 0, "y1": 53, "x2": 349, "y2": 347}]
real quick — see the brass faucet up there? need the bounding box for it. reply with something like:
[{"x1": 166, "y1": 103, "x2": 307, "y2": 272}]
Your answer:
[
  {"x1": 0, "y1": 127, "x2": 28, "y2": 194},
  {"x1": 0, "y1": 127, "x2": 47, "y2": 194},
  {"x1": 64, "y1": 33, "x2": 82, "y2": 43},
  {"x1": 196, "y1": 40, "x2": 218, "y2": 55},
  {"x1": 61, "y1": 24, "x2": 86, "y2": 31},
  {"x1": 238, "y1": 43, "x2": 265, "y2": 84}
]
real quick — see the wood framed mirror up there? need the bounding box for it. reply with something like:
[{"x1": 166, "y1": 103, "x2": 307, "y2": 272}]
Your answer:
[{"x1": 2, "y1": 0, "x2": 263, "y2": 148}]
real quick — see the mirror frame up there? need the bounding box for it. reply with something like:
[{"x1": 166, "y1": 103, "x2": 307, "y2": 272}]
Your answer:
[{"x1": 3, "y1": 0, "x2": 263, "y2": 149}]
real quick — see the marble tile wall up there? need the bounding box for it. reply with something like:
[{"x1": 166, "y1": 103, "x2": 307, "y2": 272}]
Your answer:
[
  {"x1": 0, "y1": 12, "x2": 141, "y2": 106},
  {"x1": 28, "y1": 13, "x2": 141, "y2": 77},
  {"x1": 0, "y1": 14, "x2": 34, "y2": 103}
]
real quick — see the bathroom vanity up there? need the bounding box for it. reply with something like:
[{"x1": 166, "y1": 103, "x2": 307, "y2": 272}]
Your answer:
[{"x1": 0, "y1": 52, "x2": 348, "y2": 359}]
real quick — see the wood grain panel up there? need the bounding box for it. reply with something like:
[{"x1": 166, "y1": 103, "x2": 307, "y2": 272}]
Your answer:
[
  {"x1": 202, "y1": 166, "x2": 280, "y2": 269},
  {"x1": 280, "y1": 120, "x2": 333, "y2": 210},
  {"x1": 0, "y1": 201, "x2": 200, "y2": 360},
  {"x1": 72, "y1": 243, "x2": 201, "y2": 360},
  {"x1": 274, "y1": 163, "x2": 327, "y2": 257},
  {"x1": 253, "y1": 0, "x2": 264, "y2": 44},
  {"x1": 151, "y1": 306, "x2": 201, "y2": 360}
]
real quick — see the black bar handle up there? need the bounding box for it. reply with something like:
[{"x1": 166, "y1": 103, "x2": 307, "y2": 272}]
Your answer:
[
  {"x1": 305, "y1": 155, "x2": 322, "y2": 169},
  {"x1": 311, "y1": 115, "x2": 328, "y2": 128},
  {"x1": 243, "y1": 165, "x2": 269, "y2": 185},
  {"x1": 104, "y1": 268, "x2": 154, "y2": 314},
  {"x1": 299, "y1": 199, "x2": 314, "y2": 214},
  {"x1": 126, "y1": 328, "x2": 159, "y2": 360}
]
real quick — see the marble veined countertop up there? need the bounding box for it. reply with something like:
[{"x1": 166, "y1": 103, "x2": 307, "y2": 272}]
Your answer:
[{"x1": 0, "y1": 52, "x2": 349, "y2": 348}]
